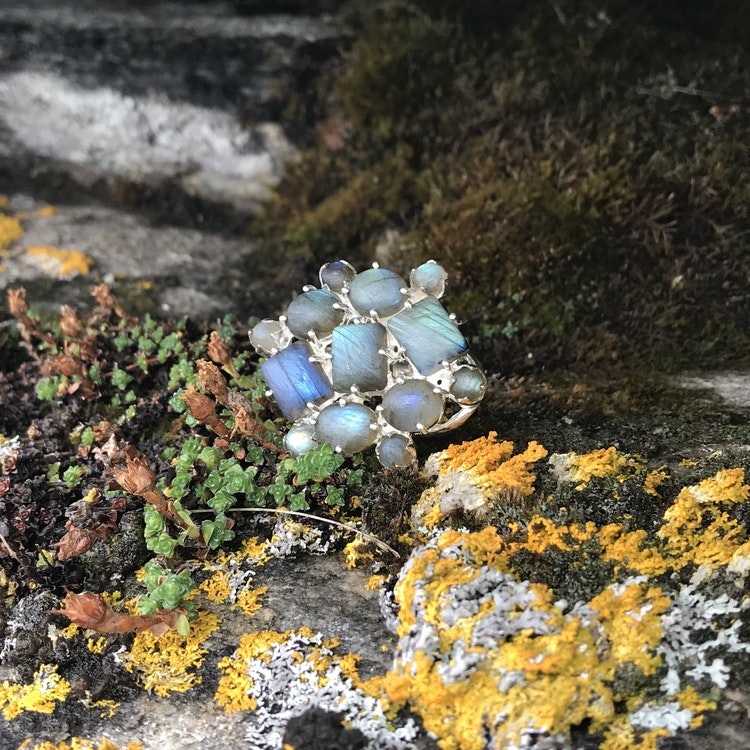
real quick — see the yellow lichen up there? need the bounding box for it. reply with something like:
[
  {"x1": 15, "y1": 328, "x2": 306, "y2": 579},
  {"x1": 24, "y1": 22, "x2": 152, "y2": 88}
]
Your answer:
[
  {"x1": 658, "y1": 468, "x2": 749, "y2": 568},
  {"x1": 119, "y1": 610, "x2": 220, "y2": 697},
  {"x1": 554, "y1": 447, "x2": 643, "y2": 490},
  {"x1": 0, "y1": 213, "x2": 23, "y2": 249},
  {"x1": 232, "y1": 585, "x2": 268, "y2": 616},
  {"x1": 18, "y1": 740, "x2": 142, "y2": 750},
  {"x1": 0, "y1": 664, "x2": 71, "y2": 720},
  {"x1": 589, "y1": 581, "x2": 670, "y2": 680},
  {"x1": 25, "y1": 245, "x2": 93, "y2": 277},
  {"x1": 643, "y1": 467, "x2": 669, "y2": 497},
  {"x1": 365, "y1": 574, "x2": 387, "y2": 591},
  {"x1": 199, "y1": 570, "x2": 232, "y2": 603},
  {"x1": 86, "y1": 636, "x2": 107, "y2": 655},
  {"x1": 215, "y1": 627, "x2": 345, "y2": 713},
  {"x1": 414, "y1": 433, "x2": 548, "y2": 525}
]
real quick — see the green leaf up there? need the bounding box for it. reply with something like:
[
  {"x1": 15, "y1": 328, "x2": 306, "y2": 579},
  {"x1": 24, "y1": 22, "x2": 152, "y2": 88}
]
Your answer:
[
  {"x1": 289, "y1": 493, "x2": 310, "y2": 511},
  {"x1": 268, "y1": 481, "x2": 293, "y2": 505},
  {"x1": 46, "y1": 461, "x2": 61, "y2": 483}
]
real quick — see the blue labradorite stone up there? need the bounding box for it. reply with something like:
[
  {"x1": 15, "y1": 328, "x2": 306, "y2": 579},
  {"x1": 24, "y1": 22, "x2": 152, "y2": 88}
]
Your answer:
[
  {"x1": 387, "y1": 297, "x2": 468, "y2": 375},
  {"x1": 450, "y1": 366, "x2": 487, "y2": 405},
  {"x1": 285, "y1": 289, "x2": 344, "y2": 339},
  {"x1": 320, "y1": 260, "x2": 356, "y2": 292},
  {"x1": 284, "y1": 423, "x2": 318, "y2": 456},
  {"x1": 261, "y1": 341, "x2": 333, "y2": 420},
  {"x1": 381, "y1": 379, "x2": 443, "y2": 432},
  {"x1": 331, "y1": 322, "x2": 388, "y2": 392},
  {"x1": 347, "y1": 267, "x2": 407, "y2": 317},
  {"x1": 315, "y1": 403, "x2": 377, "y2": 455},
  {"x1": 411, "y1": 261, "x2": 447, "y2": 297},
  {"x1": 376, "y1": 434, "x2": 416, "y2": 469}
]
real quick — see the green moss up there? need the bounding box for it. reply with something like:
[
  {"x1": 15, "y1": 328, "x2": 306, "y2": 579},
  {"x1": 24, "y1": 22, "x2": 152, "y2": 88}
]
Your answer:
[{"x1": 252, "y1": 0, "x2": 750, "y2": 381}]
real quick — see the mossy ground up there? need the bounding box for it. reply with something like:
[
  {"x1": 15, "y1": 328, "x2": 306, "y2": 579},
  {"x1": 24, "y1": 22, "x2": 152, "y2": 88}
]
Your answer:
[{"x1": 255, "y1": 0, "x2": 750, "y2": 381}]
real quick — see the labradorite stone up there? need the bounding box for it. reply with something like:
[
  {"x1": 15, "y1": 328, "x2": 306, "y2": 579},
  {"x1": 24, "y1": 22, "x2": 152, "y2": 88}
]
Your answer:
[
  {"x1": 250, "y1": 319, "x2": 289, "y2": 356},
  {"x1": 331, "y1": 322, "x2": 388, "y2": 392},
  {"x1": 411, "y1": 261, "x2": 447, "y2": 297},
  {"x1": 387, "y1": 297, "x2": 468, "y2": 375},
  {"x1": 377, "y1": 434, "x2": 416, "y2": 469},
  {"x1": 319, "y1": 260, "x2": 356, "y2": 292},
  {"x1": 381, "y1": 379, "x2": 443, "y2": 432},
  {"x1": 347, "y1": 267, "x2": 407, "y2": 317},
  {"x1": 285, "y1": 289, "x2": 344, "y2": 339},
  {"x1": 261, "y1": 341, "x2": 333, "y2": 420},
  {"x1": 315, "y1": 403, "x2": 378, "y2": 455},
  {"x1": 284, "y1": 423, "x2": 318, "y2": 456},
  {"x1": 450, "y1": 366, "x2": 487, "y2": 405}
]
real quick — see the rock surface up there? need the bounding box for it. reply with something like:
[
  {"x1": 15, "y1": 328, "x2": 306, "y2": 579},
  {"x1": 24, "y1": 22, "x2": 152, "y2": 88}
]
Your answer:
[{"x1": 1, "y1": 2, "x2": 750, "y2": 750}]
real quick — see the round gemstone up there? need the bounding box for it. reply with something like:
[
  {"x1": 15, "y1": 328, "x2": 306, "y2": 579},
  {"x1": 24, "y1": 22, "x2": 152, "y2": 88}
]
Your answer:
[
  {"x1": 347, "y1": 267, "x2": 407, "y2": 317},
  {"x1": 320, "y1": 260, "x2": 356, "y2": 292},
  {"x1": 376, "y1": 434, "x2": 416, "y2": 469},
  {"x1": 285, "y1": 289, "x2": 344, "y2": 339},
  {"x1": 411, "y1": 261, "x2": 447, "y2": 297},
  {"x1": 284, "y1": 424, "x2": 318, "y2": 456},
  {"x1": 381, "y1": 379, "x2": 443, "y2": 432},
  {"x1": 315, "y1": 403, "x2": 378, "y2": 455},
  {"x1": 249, "y1": 319, "x2": 291, "y2": 356},
  {"x1": 450, "y1": 366, "x2": 487, "y2": 405}
]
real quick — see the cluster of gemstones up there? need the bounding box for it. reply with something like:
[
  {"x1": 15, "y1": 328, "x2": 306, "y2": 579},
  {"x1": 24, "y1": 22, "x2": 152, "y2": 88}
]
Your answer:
[{"x1": 249, "y1": 260, "x2": 486, "y2": 469}]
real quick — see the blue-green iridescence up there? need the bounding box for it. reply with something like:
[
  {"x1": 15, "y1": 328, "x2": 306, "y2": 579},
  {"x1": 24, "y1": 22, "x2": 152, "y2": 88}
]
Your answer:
[
  {"x1": 261, "y1": 341, "x2": 333, "y2": 420},
  {"x1": 381, "y1": 379, "x2": 443, "y2": 432},
  {"x1": 331, "y1": 322, "x2": 388, "y2": 392},
  {"x1": 347, "y1": 267, "x2": 407, "y2": 317},
  {"x1": 315, "y1": 403, "x2": 378, "y2": 455},
  {"x1": 284, "y1": 423, "x2": 319, "y2": 456},
  {"x1": 387, "y1": 297, "x2": 468, "y2": 375},
  {"x1": 285, "y1": 289, "x2": 344, "y2": 339}
]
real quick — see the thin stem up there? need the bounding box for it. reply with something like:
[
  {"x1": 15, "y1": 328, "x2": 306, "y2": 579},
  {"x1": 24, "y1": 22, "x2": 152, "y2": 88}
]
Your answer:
[{"x1": 192, "y1": 506, "x2": 400, "y2": 558}]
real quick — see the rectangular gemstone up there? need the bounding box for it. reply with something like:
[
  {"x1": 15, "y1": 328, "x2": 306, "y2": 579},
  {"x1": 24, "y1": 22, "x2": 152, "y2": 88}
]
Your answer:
[
  {"x1": 387, "y1": 297, "x2": 467, "y2": 375},
  {"x1": 261, "y1": 341, "x2": 333, "y2": 420},
  {"x1": 331, "y1": 322, "x2": 388, "y2": 392}
]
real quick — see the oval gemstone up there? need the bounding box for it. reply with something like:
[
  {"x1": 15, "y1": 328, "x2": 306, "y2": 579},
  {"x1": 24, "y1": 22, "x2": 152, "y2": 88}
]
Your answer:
[
  {"x1": 347, "y1": 267, "x2": 407, "y2": 317},
  {"x1": 249, "y1": 319, "x2": 291, "y2": 356},
  {"x1": 284, "y1": 423, "x2": 318, "y2": 456},
  {"x1": 381, "y1": 379, "x2": 443, "y2": 432},
  {"x1": 260, "y1": 341, "x2": 333, "y2": 420},
  {"x1": 376, "y1": 434, "x2": 416, "y2": 469},
  {"x1": 315, "y1": 403, "x2": 378, "y2": 455},
  {"x1": 331, "y1": 322, "x2": 388, "y2": 393},
  {"x1": 411, "y1": 261, "x2": 447, "y2": 297},
  {"x1": 387, "y1": 297, "x2": 468, "y2": 375},
  {"x1": 285, "y1": 289, "x2": 344, "y2": 339},
  {"x1": 450, "y1": 366, "x2": 487, "y2": 405},
  {"x1": 320, "y1": 260, "x2": 356, "y2": 292}
]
